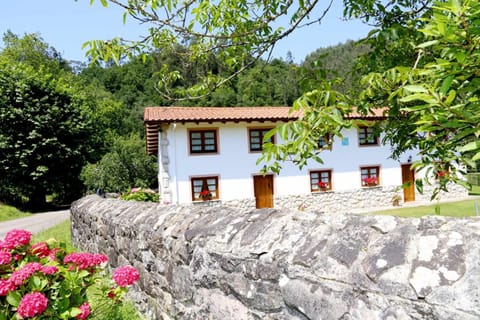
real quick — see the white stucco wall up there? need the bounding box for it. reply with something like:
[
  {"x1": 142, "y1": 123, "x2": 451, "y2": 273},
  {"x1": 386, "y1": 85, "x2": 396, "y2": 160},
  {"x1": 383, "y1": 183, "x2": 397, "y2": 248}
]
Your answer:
[{"x1": 160, "y1": 121, "x2": 425, "y2": 205}]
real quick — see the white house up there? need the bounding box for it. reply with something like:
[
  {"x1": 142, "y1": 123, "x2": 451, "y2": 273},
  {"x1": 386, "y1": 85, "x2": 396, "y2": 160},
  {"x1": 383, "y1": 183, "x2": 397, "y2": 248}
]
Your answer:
[{"x1": 144, "y1": 106, "x2": 466, "y2": 212}]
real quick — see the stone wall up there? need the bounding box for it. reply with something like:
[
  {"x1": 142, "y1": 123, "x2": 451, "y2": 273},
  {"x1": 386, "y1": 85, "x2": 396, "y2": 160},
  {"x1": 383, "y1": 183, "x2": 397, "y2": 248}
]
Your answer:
[
  {"x1": 220, "y1": 183, "x2": 467, "y2": 214},
  {"x1": 71, "y1": 195, "x2": 480, "y2": 320}
]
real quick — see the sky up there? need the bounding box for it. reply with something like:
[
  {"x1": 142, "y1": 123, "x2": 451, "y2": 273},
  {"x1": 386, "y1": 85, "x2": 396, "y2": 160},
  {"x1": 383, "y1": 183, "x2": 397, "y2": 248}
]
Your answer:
[{"x1": 0, "y1": 0, "x2": 372, "y2": 64}]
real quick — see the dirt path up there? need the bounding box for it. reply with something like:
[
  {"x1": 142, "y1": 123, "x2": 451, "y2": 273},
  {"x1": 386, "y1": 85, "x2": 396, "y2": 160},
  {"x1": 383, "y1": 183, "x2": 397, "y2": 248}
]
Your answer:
[{"x1": 0, "y1": 209, "x2": 70, "y2": 238}]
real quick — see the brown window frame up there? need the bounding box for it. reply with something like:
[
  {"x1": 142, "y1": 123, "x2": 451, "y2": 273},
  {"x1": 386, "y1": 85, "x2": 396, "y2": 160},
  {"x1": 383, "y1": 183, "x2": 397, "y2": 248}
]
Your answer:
[
  {"x1": 318, "y1": 134, "x2": 332, "y2": 150},
  {"x1": 358, "y1": 126, "x2": 379, "y2": 146},
  {"x1": 191, "y1": 176, "x2": 219, "y2": 201},
  {"x1": 360, "y1": 166, "x2": 380, "y2": 187},
  {"x1": 248, "y1": 127, "x2": 275, "y2": 152},
  {"x1": 189, "y1": 129, "x2": 218, "y2": 154},
  {"x1": 310, "y1": 170, "x2": 333, "y2": 192}
]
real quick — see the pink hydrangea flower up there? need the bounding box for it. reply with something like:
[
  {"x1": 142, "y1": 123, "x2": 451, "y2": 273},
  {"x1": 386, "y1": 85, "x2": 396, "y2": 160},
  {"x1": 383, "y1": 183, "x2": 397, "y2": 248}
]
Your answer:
[
  {"x1": 17, "y1": 292, "x2": 48, "y2": 318},
  {"x1": 76, "y1": 302, "x2": 91, "y2": 320},
  {"x1": 40, "y1": 265, "x2": 58, "y2": 275},
  {"x1": 10, "y1": 262, "x2": 42, "y2": 286},
  {"x1": 112, "y1": 265, "x2": 139, "y2": 287},
  {"x1": 64, "y1": 252, "x2": 108, "y2": 270},
  {"x1": 31, "y1": 242, "x2": 50, "y2": 258},
  {"x1": 0, "y1": 279, "x2": 16, "y2": 296},
  {"x1": 3, "y1": 229, "x2": 32, "y2": 249},
  {"x1": 48, "y1": 247, "x2": 60, "y2": 261},
  {"x1": 0, "y1": 240, "x2": 10, "y2": 251},
  {"x1": 0, "y1": 251, "x2": 12, "y2": 265}
]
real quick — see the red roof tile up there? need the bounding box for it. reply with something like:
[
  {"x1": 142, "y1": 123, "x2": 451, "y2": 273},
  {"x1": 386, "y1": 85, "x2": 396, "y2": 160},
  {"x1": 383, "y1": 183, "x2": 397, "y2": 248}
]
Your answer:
[
  {"x1": 144, "y1": 106, "x2": 300, "y2": 123},
  {"x1": 144, "y1": 106, "x2": 387, "y2": 124}
]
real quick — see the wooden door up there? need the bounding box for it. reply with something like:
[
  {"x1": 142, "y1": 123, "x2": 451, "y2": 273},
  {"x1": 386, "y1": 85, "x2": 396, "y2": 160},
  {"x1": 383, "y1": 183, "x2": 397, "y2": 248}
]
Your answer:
[
  {"x1": 253, "y1": 175, "x2": 274, "y2": 208},
  {"x1": 401, "y1": 164, "x2": 415, "y2": 202}
]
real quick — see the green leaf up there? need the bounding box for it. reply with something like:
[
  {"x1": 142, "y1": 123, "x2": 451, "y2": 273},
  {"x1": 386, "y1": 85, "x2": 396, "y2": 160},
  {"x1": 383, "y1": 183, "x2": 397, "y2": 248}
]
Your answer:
[
  {"x1": 459, "y1": 140, "x2": 480, "y2": 152},
  {"x1": 440, "y1": 75, "x2": 454, "y2": 95},
  {"x1": 403, "y1": 85, "x2": 428, "y2": 93},
  {"x1": 6, "y1": 291, "x2": 21, "y2": 307},
  {"x1": 417, "y1": 40, "x2": 439, "y2": 48}
]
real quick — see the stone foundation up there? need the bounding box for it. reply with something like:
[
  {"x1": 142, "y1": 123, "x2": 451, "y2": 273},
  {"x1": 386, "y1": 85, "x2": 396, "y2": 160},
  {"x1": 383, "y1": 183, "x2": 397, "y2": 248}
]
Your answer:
[
  {"x1": 71, "y1": 194, "x2": 480, "y2": 320},
  {"x1": 219, "y1": 183, "x2": 468, "y2": 213}
]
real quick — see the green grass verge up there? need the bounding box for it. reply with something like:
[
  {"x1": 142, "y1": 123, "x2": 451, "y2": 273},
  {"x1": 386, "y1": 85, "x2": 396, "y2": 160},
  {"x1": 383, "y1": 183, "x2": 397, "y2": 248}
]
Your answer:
[
  {"x1": 0, "y1": 204, "x2": 31, "y2": 222},
  {"x1": 469, "y1": 185, "x2": 480, "y2": 195},
  {"x1": 32, "y1": 220, "x2": 75, "y2": 252},
  {"x1": 373, "y1": 198, "x2": 480, "y2": 218},
  {"x1": 32, "y1": 220, "x2": 145, "y2": 320}
]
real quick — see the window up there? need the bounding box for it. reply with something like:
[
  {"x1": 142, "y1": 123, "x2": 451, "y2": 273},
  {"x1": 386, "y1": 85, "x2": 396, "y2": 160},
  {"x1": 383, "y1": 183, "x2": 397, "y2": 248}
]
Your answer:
[
  {"x1": 361, "y1": 166, "x2": 380, "y2": 187},
  {"x1": 358, "y1": 126, "x2": 379, "y2": 146},
  {"x1": 310, "y1": 170, "x2": 332, "y2": 192},
  {"x1": 189, "y1": 129, "x2": 218, "y2": 154},
  {"x1": 191, "y1": 176, "x2": 219, "y2": 201},
  {"x1": 249, "y1": 128, "x2": 274, "y2": 152},
  {"x1": 318, "y1": 134, "x2": 332, "y2": 150}
]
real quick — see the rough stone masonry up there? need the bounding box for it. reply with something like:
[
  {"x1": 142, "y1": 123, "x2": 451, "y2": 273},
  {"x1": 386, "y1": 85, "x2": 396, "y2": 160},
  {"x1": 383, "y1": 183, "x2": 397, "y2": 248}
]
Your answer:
[{"x1": 71, "y1": 195, "x2": 480, "y2": 320}]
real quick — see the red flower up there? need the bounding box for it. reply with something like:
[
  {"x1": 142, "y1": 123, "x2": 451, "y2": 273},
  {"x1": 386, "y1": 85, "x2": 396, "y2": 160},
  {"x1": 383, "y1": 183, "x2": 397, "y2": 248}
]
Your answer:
[
  {"x1": 0, "y1": 251, "x2": 12, "y2": 265},
  {"x1": 199, "y1": 190, "x2": 210, "y2": 196},
  {"x1": 17, "y1": 292, "x2": 48, "y2": 318},
  {"x1": 112, "y1": 265, "x2": 140, "y2": 287},
  {"x1": 31, "y1": 242, "x2": 50, "y2": 258},
  {"x1": 362, "y1": 176, "x2": 378, "y2": 186},
  {"x1": 107, "y1": 289, "x2": 116, "y2": 299},
  {"x1": 76, "y1": 302, "x2": 91, "y2": 320},
  {"x1": 0, "y1": 279, "x2": 16, "y2": 296},
  {"x1": 10, "y1": 262, "x2": 42, "y2": 286},
  {"x1": 318, "y1": 181, "x2": 328, "y2": 188},
  {"x1": 64, "y1": 252, "x2": 108, "y2": 270},
  {"x1": 3, "y1": 229, "x2": 32, "y2": 249},
  {"x1": 41, "y1": 266, "x2": 58, "y2": 275},
  {"x1": 437, "y1": 171, "x2": 446, "y2": 177}
]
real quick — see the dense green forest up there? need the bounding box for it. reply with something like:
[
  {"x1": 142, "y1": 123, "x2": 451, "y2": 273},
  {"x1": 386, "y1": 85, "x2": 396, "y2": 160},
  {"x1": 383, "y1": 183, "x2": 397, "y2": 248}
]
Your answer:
[{"x1": 0, "y1": 30, "x2": 368, "y2": 208}]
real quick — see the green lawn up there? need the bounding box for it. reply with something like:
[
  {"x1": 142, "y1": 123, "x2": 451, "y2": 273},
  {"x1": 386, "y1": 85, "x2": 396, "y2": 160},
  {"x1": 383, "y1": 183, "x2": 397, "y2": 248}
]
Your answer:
[
  {"x1": 0, "y1": 203, "x2": 31, "y2": 222},
  {"x1": 373, "y1": 198, "x2": 480, "y2": 218},
  {"x1": 469, "y1": 185, "x2": 480, "y2": 195}
]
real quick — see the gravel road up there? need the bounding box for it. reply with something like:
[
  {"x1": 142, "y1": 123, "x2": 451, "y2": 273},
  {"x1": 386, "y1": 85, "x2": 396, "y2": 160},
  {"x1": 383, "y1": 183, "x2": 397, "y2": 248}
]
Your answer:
[{"x1": 0, "y1": 209, "x2": 70, "y2": 238}]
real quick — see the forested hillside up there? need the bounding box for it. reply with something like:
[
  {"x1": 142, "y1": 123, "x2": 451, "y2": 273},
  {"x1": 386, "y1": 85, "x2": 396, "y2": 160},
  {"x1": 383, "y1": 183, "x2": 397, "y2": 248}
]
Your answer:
[{"x1": 0, "y1": 31, "x2": 367, "y2": 207}]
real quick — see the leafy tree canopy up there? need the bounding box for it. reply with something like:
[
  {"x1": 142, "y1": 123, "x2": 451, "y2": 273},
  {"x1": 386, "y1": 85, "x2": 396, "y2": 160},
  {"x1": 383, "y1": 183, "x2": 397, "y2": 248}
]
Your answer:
[
  {"x1": 0, "y1": 58, "x2": 94, "y2": 207},
  {"x1": 87, "y1": 0, "x2": 478, "y2": 197}
]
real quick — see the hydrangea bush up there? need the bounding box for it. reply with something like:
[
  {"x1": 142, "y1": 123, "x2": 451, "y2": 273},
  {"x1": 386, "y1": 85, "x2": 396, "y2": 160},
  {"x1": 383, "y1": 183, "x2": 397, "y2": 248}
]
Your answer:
[
  {"x1": 0, "y1": 229, "x2": 139, "y2": 319},
  {"x1": 120, "y1": 188, "x2": 159, "y2": 203}
]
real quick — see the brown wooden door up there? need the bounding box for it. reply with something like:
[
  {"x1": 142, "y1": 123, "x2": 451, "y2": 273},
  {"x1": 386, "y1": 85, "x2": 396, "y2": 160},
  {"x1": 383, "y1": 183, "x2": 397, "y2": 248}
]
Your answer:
[
  {"x1": 401, "y1": 164, "x2": 415, "y2": 202},
  {"x1": 253, "y1": 175, "x2": 274, "y2": 208}
]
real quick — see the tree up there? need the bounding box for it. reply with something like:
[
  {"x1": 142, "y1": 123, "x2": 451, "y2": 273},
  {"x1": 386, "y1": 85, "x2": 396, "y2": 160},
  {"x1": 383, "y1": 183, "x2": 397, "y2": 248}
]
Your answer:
[
  {"x1": 0, "y1": 61, "x2": 94, "y2": 207},
  {"x1": 81, "y1": 134, "x2": 157, "y2": 193},
  {"x1": 261, "y1": 0, "x2": 479, "y2": 198},
  {"x1": 86, "y1": 0, "x2": 477, "y2": 196}
]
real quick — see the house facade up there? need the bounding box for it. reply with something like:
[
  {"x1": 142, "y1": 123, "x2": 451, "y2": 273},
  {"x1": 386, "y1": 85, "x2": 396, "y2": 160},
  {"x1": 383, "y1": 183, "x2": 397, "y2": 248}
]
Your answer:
[{"x1": 144, "y1": 106, "x2": 467, "y2": 213}]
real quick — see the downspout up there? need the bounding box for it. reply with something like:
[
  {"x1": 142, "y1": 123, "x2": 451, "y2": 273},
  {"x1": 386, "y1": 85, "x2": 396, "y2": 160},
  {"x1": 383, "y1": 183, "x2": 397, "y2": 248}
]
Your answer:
[
  {"x1": 172, "y1": 122, "x2": 180, "y2": 204},
  {"x1": 157, "y1": 127, "x2": 162, "y2": 200}
]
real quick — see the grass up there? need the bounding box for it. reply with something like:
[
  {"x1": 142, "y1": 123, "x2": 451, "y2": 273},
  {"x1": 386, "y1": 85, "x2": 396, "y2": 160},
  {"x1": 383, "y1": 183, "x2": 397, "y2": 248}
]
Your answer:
[
  {"x1": 32, "y1": 220, "x2": 145, "y2": 320},
  {"x1": 469, "y1": 185, "x2": 480, "y2": 195},
  {"x1": 373, "y1": 198, "x2": 480, "y2": 218},
  {"x1": 32, "y1": 220, "x2": 75, "y2": 252},
  {"x1": 0, "y1": 203, "x2": 31, "y2": 222}
]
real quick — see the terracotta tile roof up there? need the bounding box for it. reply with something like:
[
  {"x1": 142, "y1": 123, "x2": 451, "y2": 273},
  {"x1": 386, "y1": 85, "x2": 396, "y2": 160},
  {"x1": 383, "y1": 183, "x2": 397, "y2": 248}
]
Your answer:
[
  {"x1": 144, "y1": 106, "x2": 301, "y2": 124},
  {"x1": 144, "y1": 106, "x2": 387, "y2": 124},
  {"x1": 144, "y1": 106, "x2": 387, "y2": 154}
]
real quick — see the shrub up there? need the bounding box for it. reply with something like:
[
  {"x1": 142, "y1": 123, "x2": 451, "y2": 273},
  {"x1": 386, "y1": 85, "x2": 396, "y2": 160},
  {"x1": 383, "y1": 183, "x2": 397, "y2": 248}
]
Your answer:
[
  {"x1": 0, "y1": 229, "x2": 139, "y2": 319},
  {"x1": 81, "y1": 134, "x2": 157, "y2": 194},
  {"x1": 120, "y1": 188, "x2": 159, "y2": 203}
]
